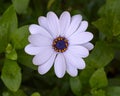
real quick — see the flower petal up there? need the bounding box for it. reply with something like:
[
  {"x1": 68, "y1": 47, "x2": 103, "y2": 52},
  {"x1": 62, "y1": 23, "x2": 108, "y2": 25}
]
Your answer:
[
  {"x1": 47, "y1": 11, "x2": 60, "y2": 38},
  {"x1": 64, "y1": 52, "x2": 86, "y2": 69},
  {"x1": 59, "y1": 11, "x2": 71, "y2": 36},
  {"x1": 75, "y1": 21, "x2": 88, "y2": 33},
  {"x1": 33, "y1": 46, "x2": 54, "y2": 65},
  {"x1": 66, "y1": 63, "x2": 78, "y2": 77},
  {"x1": 38, "y1": 52, "x2": 56, "y2": 74},
  {"x1": 69, "y1": 32, "x2": 93, "y2": 45},
  {"x1": 54, "y1": 53, "x2": 66, "y2": 78},
  {"x1": 67, "y1": 45, "x2": 89, "y2": 58},
  {"x1": 82, "y1": 42, "x2": 94, "y2": 50},
  {"x1": 25, "y1": 44, "x2": 41, "y2": 55},
  {"x1": 28, "y1": 34, "x2": 52, "y2": 46},
  {"x1": 65, "y1": 15, "x2": 82, "y2": 37},
  {"x1": 38, "y1": 16, "x2": 54, "y2": 37},
  {"x1": 38, "y1": 16, "x2": 48, "y2": 29},
  {"x1": 29, "y1": 24, "x2": 52, "y2": 38}
]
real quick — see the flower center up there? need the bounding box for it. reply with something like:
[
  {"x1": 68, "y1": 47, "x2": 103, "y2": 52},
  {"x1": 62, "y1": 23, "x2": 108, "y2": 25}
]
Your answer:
[{"x1": 52, "y1": 37, "x2": 69, "y2": 53}]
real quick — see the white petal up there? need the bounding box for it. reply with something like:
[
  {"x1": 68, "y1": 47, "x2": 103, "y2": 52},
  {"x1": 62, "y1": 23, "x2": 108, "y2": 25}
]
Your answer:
[
  {"x1": 38, "y1": 16, "x2": 54, "y2": 37},
  {"x1": 66, "y1": 63, "x2": 78, "y2": 77},
  {"x1": 69, "y1": 32, "x2": 93, "y2": 45},
  {"x1": 33, "y1": 46, "x2": 54, "y2": 65},
  {"x1": 82, "y1": 42, "x2": 94, "y2": 50},
  {"x1": 65, "y1": 15, "x2": 82, "y2": 37},
  {"x1": 54, "y1": 53, "x2": 66, "y2": 78},
  {"x1": 25, "y1": 44, "x2": 41, "y2": 55},
  {"x1": 38, "y1": 53, "x2": 56, "y2": 74},
  {"x1": 64, "y1": 52, "x2": 86, "y2": 69},
  {"x1": 67, "y1": 45, "x2": 89, "y2": 58},
  {"x1": 38, "y1": 16, "x2": 48, "y2": 29},
  {"x1": 29, "y1": 24, "x2": 52, "y2": 38},
  {"x1": 47, "y1": 12, "x2": 60, "y2": 38},
  {"x1": 59, "y1": 11, "x2": 71, "y2": 36},
  {"x1": 76, "y1": 21, "x2": 88, "y2": 33},
  {"x1": 28, "y1": 34, "x2": 52, "y2": 46}
]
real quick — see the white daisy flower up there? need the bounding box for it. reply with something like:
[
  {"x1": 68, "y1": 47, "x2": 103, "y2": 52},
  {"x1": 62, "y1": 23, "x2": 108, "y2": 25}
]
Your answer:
[{"x1": 25, "y1": 11, "x2": 94, "y2": 78}]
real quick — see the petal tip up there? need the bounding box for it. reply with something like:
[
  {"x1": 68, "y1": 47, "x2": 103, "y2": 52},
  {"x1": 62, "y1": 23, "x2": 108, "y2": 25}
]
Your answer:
[
  {"x1": 47, "y1": 11, "x2": 56, "y2": 16},
  {"x1": 38, "y1": 66, "x2": 45, "y2": 75},
  {"x1": 80, "y1": 62, "x2": 86, "y2": 69},
  {"x1": 29, "y1": 24, "x2": 34, "y2": 33},
  {"x1": 32, "y1": 57, "x2": 39, "y2": 65},
  {"x1": 62, "y1": 11, "x2": 70, "y2": 15},
  {"x1": 56, "y1": 74, "x2": 64, "y2": 78},
  {"x1": 24, "y1": 46, "x2": 28, "y2": 54}
]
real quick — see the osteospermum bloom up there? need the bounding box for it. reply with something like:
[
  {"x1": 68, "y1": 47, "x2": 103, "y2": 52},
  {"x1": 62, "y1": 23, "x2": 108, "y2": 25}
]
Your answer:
[{"x1": 25, "y1": 11, "x2": 94, "y2": 78}]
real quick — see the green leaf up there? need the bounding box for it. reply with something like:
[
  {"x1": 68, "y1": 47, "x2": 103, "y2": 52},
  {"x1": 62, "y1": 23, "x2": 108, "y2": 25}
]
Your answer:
[
  {"x1": 79, "y1": 66, "x2": 96, "y2": 88},
  {"x1": 0, "y1": 5, "x2": 17, "y2": 53},
  {"x1": 17, "y1": 50, "x2": 37, "y2": 70},
  {"x1": 2, "y1": 89, "x2": 27, "y2": 96},
  {"x1": 2, "y1": 91, "x2": 9, "y2": 96},
  {"x1": 89, "y1": 68, "x2": 108, "y2": 88},
  {"x1": 31, "y1": 92, "x2": 41, "y2": 96},
  {"x1": 12, "y1": 0, "x2": 30, "y2": 14},
  {"x1": 11, "y1": 25, "x2": 29, "y2": 49},
  {"x1": 91, "y1": 89, "x2": 106, "y2": 96},
  {"x1": 6, "y1": 44, "x2": 17, "y2": 60},
  {"x1": 93, "y1": 0, "x2": 120, "y2": 38},
  {"x1": 0, "y1": 5, "x2": 17, "y2": 38},
  {"x1": 106, "y1": 86, "x2": 120, "y2": 96},
  {"x1": 70, "y1": 77, "x2": 82, "y2": 96},
  {"x1": 85, "y1": 41, "x2": 114, "y2": 67},
  {"x1": 93, "y1": 18, "x2": 112, "y2": 38},
  {"x1": 1, "y1": 59, "x2": 21, "y2": 92},
  {"x1": 0, "y1": 26, "x2": 8, "y2": 53}
]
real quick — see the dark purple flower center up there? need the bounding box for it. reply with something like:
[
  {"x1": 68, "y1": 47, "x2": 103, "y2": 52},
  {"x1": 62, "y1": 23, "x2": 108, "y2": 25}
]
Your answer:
[{"x1": 52, "y1": 37, "x2": 68, "y2": 53}]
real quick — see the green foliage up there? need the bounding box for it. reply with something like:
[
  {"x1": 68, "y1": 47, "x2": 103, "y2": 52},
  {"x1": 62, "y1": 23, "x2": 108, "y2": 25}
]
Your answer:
[
  {"x1": 0, "y1": 5, "x2": 17, "y2": 53},
  {"x1": 0, "y1": 5, "x2": 18, "y2": 38},
  {"x1": 6, "y1": 44, "x2": 17, "y2": 60},
  {"x1": 17, "y1": 50, "x2": 37, "y2": 70},
  {"x1": 93, "y1": 0, "x2": 120, "y2": 38},
  {"x1": 31, "y1": 92, "x2": 41, "y2": 96},
  {"x1": 70, "y1": 77, "x2": 82, "y2": 96},
  {"x1": 0, "y1": 0, "x2": 120, "y2": 96},
  {"x1": 12, "y1": 0, "x2": 30, "y2": 14},
  {"x1": 91, "y1": 89, "x2": 106, "y2": 96},
  {"x1": 0, "y1": 26, "x2": 8, "y2": 53},
  {"x1": 47, "y1": 0, "x2": 55, "y2": 9},
  {"x1": 89, "y1": 68, "x2": 108, "y2": 88},
  {"x1": 2, "y1": 89, "x2": 27, "y2": 96},
  {"x1": 86, "y1": 41, "x2": 114, "y2": 68},
  {"x1": 11, "y1": 25, "x2": 29, "y2": 49},
  {"x1": 1, "y1": 59, "x2": 21, "y2": 92},
  {"x1": 106, "y1": 86, "x2": 120, "y2": 96}
]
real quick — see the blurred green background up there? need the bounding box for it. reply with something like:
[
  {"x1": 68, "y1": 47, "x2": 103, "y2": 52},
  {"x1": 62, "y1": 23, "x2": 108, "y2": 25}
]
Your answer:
[{"x1": 0, "y1": 0, "x2": 120, "y2": 96}]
